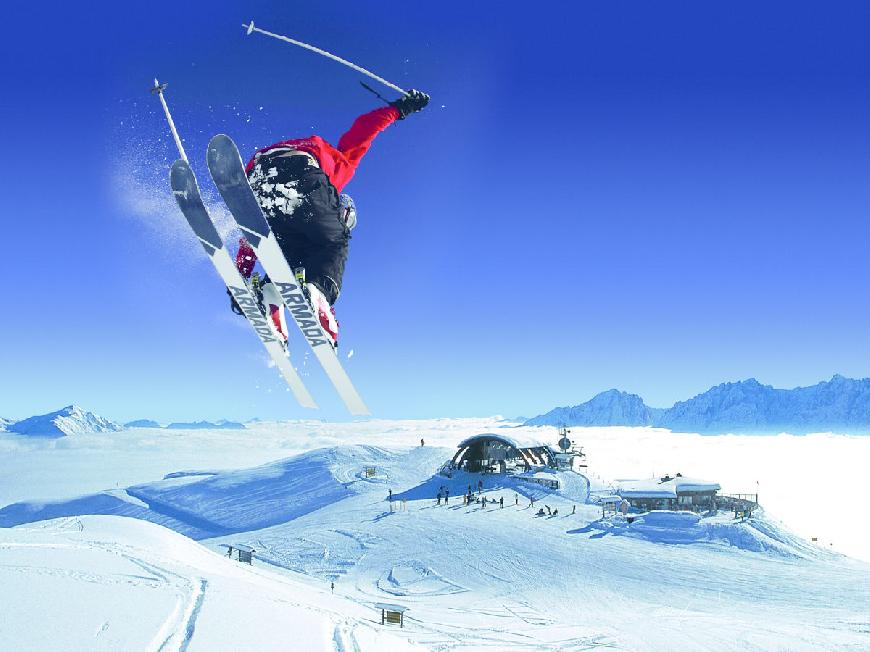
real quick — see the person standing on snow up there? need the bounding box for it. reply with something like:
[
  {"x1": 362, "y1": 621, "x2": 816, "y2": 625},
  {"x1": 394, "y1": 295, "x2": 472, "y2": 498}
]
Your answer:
[{"x1": 238, "y1": 90, "x2": 430, "y2": 345}]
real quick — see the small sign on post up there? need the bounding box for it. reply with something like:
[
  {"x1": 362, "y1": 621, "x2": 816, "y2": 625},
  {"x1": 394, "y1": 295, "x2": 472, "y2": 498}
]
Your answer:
[{"x1": 374, "y1": 603, "x2": 408, "y2": 628}]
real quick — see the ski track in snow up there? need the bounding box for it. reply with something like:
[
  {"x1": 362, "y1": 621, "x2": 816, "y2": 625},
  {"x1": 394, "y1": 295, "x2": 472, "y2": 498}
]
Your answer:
[
  {"x1": 0, "y1": 513, "x2": 209, "y2": 652},
  {"x1": 332, "y1": 621, "x2": 362, "y2": 652},
  {"x1": 87, "y1": 544, "x2": 205, "y2": 652}
]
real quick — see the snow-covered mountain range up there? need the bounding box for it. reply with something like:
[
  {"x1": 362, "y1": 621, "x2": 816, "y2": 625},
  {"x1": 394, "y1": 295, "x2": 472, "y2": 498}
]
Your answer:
[
  {"x1": 6, "y1": 405, "x2": 122, "y2": 437},
  {"x1": 526, "y1": 375, "x2": 870, "y2": 433},
  {"x1": 4, "y1": 409, "x2": 250, "y2": 435},
  {"x1": 125, "y1": 419, "x2": 161, "y2": 428},
  {"x1": 166, "y1": 420, "x2": 246, "y2": 430}
]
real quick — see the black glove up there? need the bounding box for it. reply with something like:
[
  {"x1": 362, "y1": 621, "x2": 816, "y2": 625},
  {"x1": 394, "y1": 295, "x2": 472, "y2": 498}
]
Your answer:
[{"x1": 390, "y1": 89, "x2": 430, "y2": 119}]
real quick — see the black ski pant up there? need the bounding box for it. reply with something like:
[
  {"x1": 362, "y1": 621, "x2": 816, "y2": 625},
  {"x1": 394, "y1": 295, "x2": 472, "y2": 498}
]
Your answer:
[{"x1": 247, "y1": 154, "x2": 350, "y2": 305}]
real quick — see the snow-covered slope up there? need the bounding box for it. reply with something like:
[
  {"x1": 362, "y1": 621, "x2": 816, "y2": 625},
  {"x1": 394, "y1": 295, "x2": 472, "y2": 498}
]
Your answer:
[
  {"x1": 201, "y1": 447, "x2": 868, "y2": 651},
  {"x1": 2, "y1": 437, "x2": 869, "y2": 650},
  {"x1": 2, "y1": 418, "x2": 870, "y2": 649},
  {"x1": 8, "y1": 405, "x2": 122, "y2": 437},
  {"x1": 0, "y1": 516, "x2": 421, "y2": 651}
]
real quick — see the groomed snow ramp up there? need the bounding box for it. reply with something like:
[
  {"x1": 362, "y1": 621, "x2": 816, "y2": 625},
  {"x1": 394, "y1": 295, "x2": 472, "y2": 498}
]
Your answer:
[{"x1": 0, "y1": 446, "x2": 397, "y2": 539}]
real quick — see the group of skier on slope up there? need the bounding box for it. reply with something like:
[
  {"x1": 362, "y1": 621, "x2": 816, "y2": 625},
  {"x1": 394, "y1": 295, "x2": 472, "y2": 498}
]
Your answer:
[{"x1": 230, "y1": 89, "x2": 431, "y2": 346}]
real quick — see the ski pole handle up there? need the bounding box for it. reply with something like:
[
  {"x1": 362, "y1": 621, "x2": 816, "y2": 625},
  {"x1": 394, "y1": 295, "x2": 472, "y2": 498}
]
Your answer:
[{"x1": 243, "y1": 21, "x2": 408, "y2": 96}]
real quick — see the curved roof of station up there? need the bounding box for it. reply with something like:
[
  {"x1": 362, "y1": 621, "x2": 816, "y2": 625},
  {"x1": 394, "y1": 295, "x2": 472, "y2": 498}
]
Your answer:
[{"x1": 456, "y1": 432, "x2": 551, "y2": 451}]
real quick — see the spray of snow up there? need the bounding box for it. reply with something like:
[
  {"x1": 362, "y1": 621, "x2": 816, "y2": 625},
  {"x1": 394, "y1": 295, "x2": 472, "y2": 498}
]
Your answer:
[
  {"x1": 109, "y1": 103, "x2": 249, "y2": 267},
  {"x1": 111, "y1": 142, "x2": 241, "y2": 265}
]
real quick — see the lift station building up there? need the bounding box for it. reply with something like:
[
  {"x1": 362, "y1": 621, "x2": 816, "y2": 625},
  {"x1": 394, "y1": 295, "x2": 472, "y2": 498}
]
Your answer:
[{"x1": 449, "y1": 433, "x2": 556, "y2": 474}]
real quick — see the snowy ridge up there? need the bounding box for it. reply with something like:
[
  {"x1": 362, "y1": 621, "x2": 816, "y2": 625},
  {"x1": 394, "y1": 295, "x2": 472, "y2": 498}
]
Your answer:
[
  {"x1": 8, "y1": 405, "x2": 122, "y2": 437},
  {"x1": 526, "y1": 375, "x2": 870, "y2": 433},
  {"x1": 0, "y1": 445, "x2": 402, "y2": 539},
  {"x1": 658, "y1": 375, "x2": 870, "y2": 432},
  {"x1": 127, "y1": 445, "x2": 391, "y2": 533}
]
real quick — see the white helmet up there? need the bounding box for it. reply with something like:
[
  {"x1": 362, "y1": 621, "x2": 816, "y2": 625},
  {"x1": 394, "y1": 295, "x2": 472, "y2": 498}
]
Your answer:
[{"x1": 339, "y1": 193, "x2": 357, "y2": 231}]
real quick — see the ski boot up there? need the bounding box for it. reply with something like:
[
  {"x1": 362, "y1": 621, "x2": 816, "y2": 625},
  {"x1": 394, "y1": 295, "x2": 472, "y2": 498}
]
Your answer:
[
  {"x1": 229, "y1": 237, "x2": 259, "y2": 316},
  {"x1": 226, "y1": 273, "x2": 286, "y2": 347},
  {"x1": 231, "y1": 237, "x2": 288, "y2": 345},
  {"x1": 253, "y1": 273, "x2": 289, "y2": 345},
  {"x1": 295, "y1": 267, "x2": 339, "y2": 348}
]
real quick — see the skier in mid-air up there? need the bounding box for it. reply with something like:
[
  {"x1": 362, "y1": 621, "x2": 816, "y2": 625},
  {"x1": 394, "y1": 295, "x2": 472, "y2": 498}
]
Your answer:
[{"x1": 232, "y1": 89, "x2": 430, "y2": 345}]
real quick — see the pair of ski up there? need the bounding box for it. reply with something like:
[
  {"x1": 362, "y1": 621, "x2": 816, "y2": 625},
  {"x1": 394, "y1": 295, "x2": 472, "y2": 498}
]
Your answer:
[{"x1": 170, "y1": 135, "x2": 369, "y2": 415}]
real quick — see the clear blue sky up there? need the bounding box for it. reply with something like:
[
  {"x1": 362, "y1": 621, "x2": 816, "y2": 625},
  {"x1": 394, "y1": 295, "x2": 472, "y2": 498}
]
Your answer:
[{"x1": 2, "y1": 1, "x2": 869, "y2": 422}]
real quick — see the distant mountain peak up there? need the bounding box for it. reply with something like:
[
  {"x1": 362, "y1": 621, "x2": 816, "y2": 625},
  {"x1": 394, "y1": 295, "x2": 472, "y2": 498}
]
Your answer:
[
  {"x1": 9, "y1": 406, "x2": 122, "y2": 438},
  {"x1": 525, "y1": 389, "x2": 656, "y2": 427},
  {"x1": 711, "y1": 378, "x2": 766, "y2": 391},
  {"x1": 595, "y1": 388, "x2": 629, "y2": 398},
  {"x1": 737, "y1": 378, "x2": 762, "y2": 386},
  {"x1": 59, "y1": 405, "x2": 89, "y2": 418}
]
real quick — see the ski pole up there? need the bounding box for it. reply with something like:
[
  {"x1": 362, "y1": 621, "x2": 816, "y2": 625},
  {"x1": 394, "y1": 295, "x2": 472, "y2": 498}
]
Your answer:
[
  {"x1": 150, "y1": 79, "x2": 188, "y2": 162},
  {"x1": 243, "y1": 21, "x2": 408, "y2": 96}
]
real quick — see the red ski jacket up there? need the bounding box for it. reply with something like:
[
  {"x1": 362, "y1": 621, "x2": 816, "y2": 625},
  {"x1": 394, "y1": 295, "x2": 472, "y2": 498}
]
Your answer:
[{"x1": 246, "y1": 106, "x2": 401, "y2": 193}]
